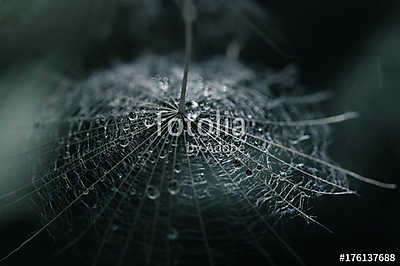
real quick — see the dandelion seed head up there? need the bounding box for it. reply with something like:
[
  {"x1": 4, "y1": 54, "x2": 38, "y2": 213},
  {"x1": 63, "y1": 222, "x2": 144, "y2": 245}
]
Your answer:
[{"x1": 4, "y1": 55, "x2": 356, "y2": 265}]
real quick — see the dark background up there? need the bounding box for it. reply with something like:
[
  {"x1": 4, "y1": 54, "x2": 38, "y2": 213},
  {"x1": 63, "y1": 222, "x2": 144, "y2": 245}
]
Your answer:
[{"x1": 0, "y1": 1, "x2": 399, "y2": 265}]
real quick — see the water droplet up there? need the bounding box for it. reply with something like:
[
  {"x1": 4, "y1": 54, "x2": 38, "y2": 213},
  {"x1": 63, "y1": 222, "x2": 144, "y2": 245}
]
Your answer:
[
  {"x1": 159, "y1": 77, "x2": 169, "y2": 91},
  {"x1": 122, "y1": 121, "x2": 130, "y2": 132},
  {"x1": 186, "y1": 100, "x2": 199, "y2": 109},
  {"x1": 119, "y1": 136, "x2": 129, "y2": 148},
  {"x1": 144, "y1": 119, "x2": 154, "y2": 128},
  {"x1": 159, "y1": 148, "x2": 168, "y2": 159},
  {"x1": 246, "y1": 169, "x2": 253, "y2": 176},
  {"x1": 167, "y1": 228, "x2": 179, "y2": 240},
  {"x1": 256, "y1": 164, "x2": 263, "y2": 171},
  {"x1": 174, "y1": 165, "x2": 181, "y2": 174},
  {"x1": 168, "y1": 179, "x2": 180, "y2": 195},
  {"x1": 128, "y1": 112, "x2": 137, "y2": 121},
  {"x1": 146, "y1": 185, "x2": 160, "y2": 200},
  {"x1": 187, "y1": 111, "x2": 200, "y2": 121}
]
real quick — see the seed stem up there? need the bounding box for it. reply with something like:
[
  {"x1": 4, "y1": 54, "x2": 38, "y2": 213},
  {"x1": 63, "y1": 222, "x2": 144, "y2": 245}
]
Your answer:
[{"x1": 178, "y1": 0, "x2": 196, "y2": 114}]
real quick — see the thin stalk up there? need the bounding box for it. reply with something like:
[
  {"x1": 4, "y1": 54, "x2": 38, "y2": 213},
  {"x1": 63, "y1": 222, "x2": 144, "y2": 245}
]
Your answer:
[{"x1": 178, "y1": 0, "x2": 195, "y2": 114}]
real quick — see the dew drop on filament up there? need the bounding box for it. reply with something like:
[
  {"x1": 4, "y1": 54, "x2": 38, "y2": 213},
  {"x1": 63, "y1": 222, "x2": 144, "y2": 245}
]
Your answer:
[
  {"x1": 146, "y1": 185, "x2": 160, "y2": 200},
  {"x1": 168, "y1": 179, "x2": 180, "y2": 195},
  {"x1": 128, "y1": 112, "x2": 137, "y2": 121},
  {"x1": 174, "y1": 165, "x2": 181, "y2": 174}
]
